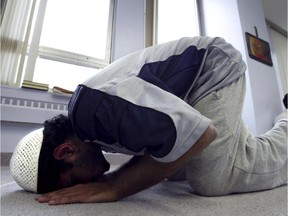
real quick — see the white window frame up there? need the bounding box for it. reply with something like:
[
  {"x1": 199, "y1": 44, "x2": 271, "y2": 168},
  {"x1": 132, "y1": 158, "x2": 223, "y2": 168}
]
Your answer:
[
  {"x1": 152, "y1": 0, "x2": 201, "y2": 45},
  {"x1": 24, "y1": 0, "x2": 115, "y2": 81}
]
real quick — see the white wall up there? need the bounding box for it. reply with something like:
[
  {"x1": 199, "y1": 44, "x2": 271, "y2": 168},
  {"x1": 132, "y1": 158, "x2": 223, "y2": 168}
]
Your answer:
[
  {"x1": 112, "y1": 0, "x2": 145, "y2": 60},
  {"x1": 200, "y1": 0, "x2": 283, "y2": 134},
  {"x1": 237, "y1": 0, "x2": 283, "y2": 134},
  {"x1": 262, "y1": 0, "x2": 287, "y2": 32}
]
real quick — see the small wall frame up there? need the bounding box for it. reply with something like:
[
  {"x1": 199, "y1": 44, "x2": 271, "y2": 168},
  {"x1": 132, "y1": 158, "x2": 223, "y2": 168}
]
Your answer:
[{"x1": 245, "y1": 32, "x2": 273, "y2": 66}]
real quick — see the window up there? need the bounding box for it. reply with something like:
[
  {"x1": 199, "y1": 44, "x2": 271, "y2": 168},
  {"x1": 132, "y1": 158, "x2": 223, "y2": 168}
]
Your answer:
[
  {"x1": 154, "y1": 0, "x2": 200, "y2": 44},
  {"x1": 1, "y1": 0, "x2": 114, "y2": 91},
  {"x1": 30, "y1": 0, "x2": 114, "y2": 91}
]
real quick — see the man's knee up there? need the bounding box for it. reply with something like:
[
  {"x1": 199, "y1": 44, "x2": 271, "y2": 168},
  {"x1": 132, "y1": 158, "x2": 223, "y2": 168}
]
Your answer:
[{"x1": 187, "y1": 176, "x2": 231, "y2": 197}]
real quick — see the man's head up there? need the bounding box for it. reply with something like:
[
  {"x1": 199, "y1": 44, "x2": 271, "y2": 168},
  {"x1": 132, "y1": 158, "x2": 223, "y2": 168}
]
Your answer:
[{"x1": 10, "y1": 114, "x2": 110, "y2": 193}]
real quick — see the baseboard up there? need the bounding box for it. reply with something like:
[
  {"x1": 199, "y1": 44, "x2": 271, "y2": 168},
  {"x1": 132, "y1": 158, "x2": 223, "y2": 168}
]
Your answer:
[
  {"x1": 1, "y1": 153, "x2": 12, "y2": 166},
  {"x1": 1, "y1": 152, "x2": 132, "y2": 167}
]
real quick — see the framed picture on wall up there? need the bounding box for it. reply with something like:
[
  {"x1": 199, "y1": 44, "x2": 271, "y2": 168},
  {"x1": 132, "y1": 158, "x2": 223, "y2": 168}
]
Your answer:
[{"x1": 245, "y1": 32, "x2": 273, "y2": 66}]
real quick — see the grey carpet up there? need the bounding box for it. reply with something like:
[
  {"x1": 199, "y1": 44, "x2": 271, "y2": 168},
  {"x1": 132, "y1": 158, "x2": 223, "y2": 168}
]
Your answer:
[{"x1": 1, "y1": 167, "x2": 287, "y2": 216}]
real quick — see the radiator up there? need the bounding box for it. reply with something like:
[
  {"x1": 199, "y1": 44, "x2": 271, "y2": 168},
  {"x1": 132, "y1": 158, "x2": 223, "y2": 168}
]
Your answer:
[
  {"x1": 1, "y1": 97, "x2": 68, "y2": 111},
  {"x1": 1, "y1": 86, "x2": 70, "y2": 124}
]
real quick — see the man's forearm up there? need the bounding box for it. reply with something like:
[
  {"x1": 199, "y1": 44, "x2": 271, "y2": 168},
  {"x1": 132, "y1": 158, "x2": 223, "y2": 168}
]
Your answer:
[
  {"x1": 108, "y1": 124, "x2": 217, "y2": 200},
  {"x1": 108, "y1": 154, "x2": 175, "y2": 200}
]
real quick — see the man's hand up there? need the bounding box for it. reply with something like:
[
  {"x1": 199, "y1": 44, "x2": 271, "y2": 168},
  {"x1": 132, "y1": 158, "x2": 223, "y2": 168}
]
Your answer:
[{"x1": 35, "y1": 181, "x2": 118, "y2": 205}]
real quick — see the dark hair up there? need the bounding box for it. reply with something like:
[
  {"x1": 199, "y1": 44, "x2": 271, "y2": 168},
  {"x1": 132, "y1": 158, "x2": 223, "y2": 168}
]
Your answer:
[
  {"x1": 37, "y1": 114, "x2": 75, "y2": 193},
  {"x1": 283, "y1": 94, "x2": 288, "y2": 109}
]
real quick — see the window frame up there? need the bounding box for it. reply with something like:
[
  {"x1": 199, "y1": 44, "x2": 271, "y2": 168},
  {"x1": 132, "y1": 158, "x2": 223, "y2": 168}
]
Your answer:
[
  {"x1": 24, "y1": 0, "x2": 115, "y2": 81},
  {"x1": 152, "y1": 0, "x2": 201, "y2": 45}
]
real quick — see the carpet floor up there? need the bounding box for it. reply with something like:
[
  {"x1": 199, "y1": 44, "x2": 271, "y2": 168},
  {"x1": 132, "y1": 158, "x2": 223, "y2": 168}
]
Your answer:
[{"x1": 1, "y1": 166, "x2": 287, "y2": 216}]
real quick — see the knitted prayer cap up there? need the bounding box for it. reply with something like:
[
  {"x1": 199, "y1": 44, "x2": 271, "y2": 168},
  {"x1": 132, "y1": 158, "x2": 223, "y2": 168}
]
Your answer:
[{"x1": 10, "y1": 128, "x2": 43, "y2": 193}]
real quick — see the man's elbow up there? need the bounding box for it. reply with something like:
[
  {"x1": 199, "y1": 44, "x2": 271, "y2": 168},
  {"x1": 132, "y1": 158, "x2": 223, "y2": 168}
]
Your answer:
[
  {"x1": 192, "y1": 124, "x2": 217, "y2": 156},
  {"x1": 159, "y1": 124, "x2": 217, "y2": 176}
]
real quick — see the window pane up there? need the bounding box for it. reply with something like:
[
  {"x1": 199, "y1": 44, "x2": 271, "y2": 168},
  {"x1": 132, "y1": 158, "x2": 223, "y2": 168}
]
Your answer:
[
  {"x1": 40, "y1": 0, "x2": 110, "y2": 59},
  {"x1": 157, "y1": 0, "x2": 199, "y2": 44},
  {"x1": 33, "y1": 58, "x2": 99, "y2": 91}
]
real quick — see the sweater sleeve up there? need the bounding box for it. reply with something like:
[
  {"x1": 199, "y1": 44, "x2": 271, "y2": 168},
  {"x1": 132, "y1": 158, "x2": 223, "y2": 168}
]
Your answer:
[
  {"x1": 104, "y1": 76, "x2": 212, "y2": 162},
  {"x1": 70, "y1": 37, "x2": 215, "y2": 162}
]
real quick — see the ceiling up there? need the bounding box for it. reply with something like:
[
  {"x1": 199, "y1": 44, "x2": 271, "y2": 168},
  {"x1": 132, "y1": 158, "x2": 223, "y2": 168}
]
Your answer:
[{"x1": 262, "y1": 0, "x2": 287, "y2": 32}]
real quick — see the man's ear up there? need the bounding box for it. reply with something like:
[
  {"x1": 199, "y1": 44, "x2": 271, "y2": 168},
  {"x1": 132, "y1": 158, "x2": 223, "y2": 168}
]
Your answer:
[{"x1": 53, "y1": 142, "x2": 78, "y2": 161}]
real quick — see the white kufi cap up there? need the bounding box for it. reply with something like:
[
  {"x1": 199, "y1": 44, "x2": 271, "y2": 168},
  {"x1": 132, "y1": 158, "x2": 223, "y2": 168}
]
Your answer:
[{"x1": 10, "y1": 128, "x2": 44, "y2": 193}]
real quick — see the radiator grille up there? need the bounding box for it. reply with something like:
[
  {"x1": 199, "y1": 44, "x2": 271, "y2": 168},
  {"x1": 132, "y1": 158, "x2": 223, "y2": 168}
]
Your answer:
[{"x1": 1, "y1": 97, "x2": 68, "y2": 111}]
